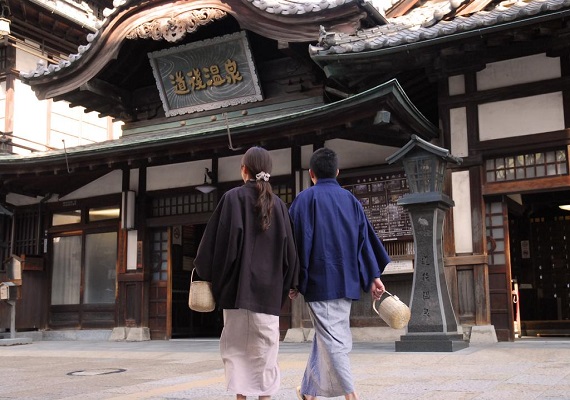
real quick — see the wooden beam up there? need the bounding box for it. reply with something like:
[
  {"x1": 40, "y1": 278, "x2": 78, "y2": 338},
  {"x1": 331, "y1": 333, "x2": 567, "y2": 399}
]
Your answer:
[
  {"x1": 483, "y1": 175, "x2": 570, "y2": 196},
  {"x1": 444, "y1": 254, "x2": 488, "y2": 266}
]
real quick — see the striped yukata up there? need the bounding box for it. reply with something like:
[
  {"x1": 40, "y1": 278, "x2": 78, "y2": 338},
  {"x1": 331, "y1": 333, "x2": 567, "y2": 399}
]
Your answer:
[{"x1": 301, "y1": 298, "x2": 355, "y2": 397}]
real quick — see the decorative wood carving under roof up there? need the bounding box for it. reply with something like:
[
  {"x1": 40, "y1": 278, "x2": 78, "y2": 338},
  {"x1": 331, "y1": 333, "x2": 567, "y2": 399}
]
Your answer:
[
  {"x1": 19, "y1": 0, "x2": 570, "y2": 119},
  {"x1": 20, "y1": 0, "x2": 384, "y2": 121}
]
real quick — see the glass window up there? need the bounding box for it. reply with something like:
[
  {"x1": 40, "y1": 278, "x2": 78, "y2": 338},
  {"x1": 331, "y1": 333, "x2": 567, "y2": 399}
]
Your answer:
[
  {"x1": 52, "y1": 210, "x2": 81, "y2": 226},
  {"x1": 51, "y1": 236, "x2": 81, "y2": 305},
  {"x1": 485, "y1": 149, "x2": 567, "y2": 182},
  {"x1": 84, "y1": 232, "x2": 117, "y2": 304},
  {"x1": 88, "y1": 206, "x2": 120, "y2": 222}
]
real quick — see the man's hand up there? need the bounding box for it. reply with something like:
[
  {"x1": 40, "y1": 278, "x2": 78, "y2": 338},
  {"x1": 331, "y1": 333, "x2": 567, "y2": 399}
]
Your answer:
[
  {"x1": 289, "y1": 288, "x2": 299, "y2": 299},
  {"x1": 371, "y1": 278, "x2": 385, "y2": 300}
]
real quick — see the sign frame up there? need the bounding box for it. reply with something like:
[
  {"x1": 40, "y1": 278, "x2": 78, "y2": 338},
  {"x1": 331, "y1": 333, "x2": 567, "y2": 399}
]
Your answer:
[{"x1": 148, "y1": 31, "x2": 263, "y2": 117}]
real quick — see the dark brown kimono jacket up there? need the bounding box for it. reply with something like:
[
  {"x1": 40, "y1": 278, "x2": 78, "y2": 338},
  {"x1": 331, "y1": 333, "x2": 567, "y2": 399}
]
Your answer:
[{"x1": 194, "y1": 181, "x2": 299, "y2": 316}]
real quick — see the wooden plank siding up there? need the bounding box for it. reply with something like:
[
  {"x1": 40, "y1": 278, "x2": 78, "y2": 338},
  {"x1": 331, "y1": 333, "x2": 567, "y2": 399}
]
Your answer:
[{"x1": 444, "y1": 255, "x2": 489, "y2": 326}]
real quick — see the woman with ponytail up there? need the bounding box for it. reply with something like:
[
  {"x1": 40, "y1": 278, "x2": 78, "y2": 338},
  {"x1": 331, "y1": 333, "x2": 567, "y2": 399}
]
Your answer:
[{"x1": 194, "y1": 146, "x2": 299, "y2": 400}]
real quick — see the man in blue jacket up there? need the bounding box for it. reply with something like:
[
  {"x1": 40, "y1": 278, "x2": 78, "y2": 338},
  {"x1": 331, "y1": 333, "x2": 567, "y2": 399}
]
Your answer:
[{"x1": 289, "y1": 147, "x2": 390, "y2": 400}]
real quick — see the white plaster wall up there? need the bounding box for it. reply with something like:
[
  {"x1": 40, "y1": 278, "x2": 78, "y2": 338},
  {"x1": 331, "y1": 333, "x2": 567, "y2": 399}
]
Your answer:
[
  {"x1": 477, "y1": 53, "x2": 560, "y2": 91},
  {"x1": 325, "y1": 139, "x2": 398, "y2": 169},
  {"x1": 148, "y1": 160, "x2": 210, "y2": 191},
  {"x1": 479, "y1": 92, "x2": 564, "y2": 140},
  {"x1": 267, "y1": 148, "x2": 291, "y2": 176},
  {"x1": 147, "y1": 149, "x2": 292, "y2": 192},
  {"x1": 452, "y1": 170, "x2": 473, "y2": 254},
  {"x1": 6, "y1": 192, "x2": 42, "y2": 206},
  {"x1": 15, "y1": 44, "x2": 43, "y2": 73},
  {"x1": 301, "y1": 144, "x2": 313, "y2": 169},
  {"x1": 448, "y1": 75, "x2": 465, "y2": 96},
  {"x1": 126, "y1": 231, "x2": 138, "y2": 271},
  {"x1": 218, "y1": 154, "x2": 242, "y2": 183},
  {"x1": 0, "y1": 81, "x2": 5, "y2": 130},
  {"x1": 13, "y1": 80, "x2": 48, "y2": 154},
  {"x1": 129, "y1": 169, "x2": 139, "y2": 192},
  {"x1": 218, "y1": 148, "x2": 292, "y2": 183},
  {"x1": 60, "y1": 170, "x2": 123, "y2": 200},
  {"x1": 450, "y1": 107, "x2": 468, "y2": 158}
]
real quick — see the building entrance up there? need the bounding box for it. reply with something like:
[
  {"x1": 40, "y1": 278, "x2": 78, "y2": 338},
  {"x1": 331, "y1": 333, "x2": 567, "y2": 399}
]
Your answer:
[
  {"x1": 171, "y1": 225, "x2": 223, "y2": 339},
  {"x1": 508, "y1": 191, "x2": 570, "y2": 337}
]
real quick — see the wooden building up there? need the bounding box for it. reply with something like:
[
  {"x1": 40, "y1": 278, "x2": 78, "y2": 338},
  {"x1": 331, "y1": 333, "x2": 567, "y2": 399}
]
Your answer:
[{"x1": 2, "y1": 0, "x2": 570, "y2": 341}]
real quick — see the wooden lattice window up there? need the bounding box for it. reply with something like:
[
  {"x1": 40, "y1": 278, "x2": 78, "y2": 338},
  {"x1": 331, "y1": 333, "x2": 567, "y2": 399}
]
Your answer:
[
  {"x1": 0, "y1": 214, "x2": 11, "y2": 269},
  {"x1": 0, "y1": 46, "x2": 7, "y2": 71},
  {"x1": 13, "y1": 207, "x2": 41, "y2": 256},
  {"x1": 151, "y1": 193, "x2": 215, "y2": 217},
  {"x1": 485, "y1": 149, "x2": 567, "y2": 183},
  {"x1": 150, "y1": 229, "x2": 169, "y2": 282},
  {"x1": 273, "y1": 183, "x2": 294, "y2": 206},
  {"x1": 486, "y1": 201, "x2": 507, "y2": 266}
]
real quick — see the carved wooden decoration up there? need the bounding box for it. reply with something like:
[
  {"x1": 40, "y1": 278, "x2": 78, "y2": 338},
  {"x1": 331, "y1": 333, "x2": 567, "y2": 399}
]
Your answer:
[{"x1": 126, "y1": 8, "x2": 227, "y2": 43}]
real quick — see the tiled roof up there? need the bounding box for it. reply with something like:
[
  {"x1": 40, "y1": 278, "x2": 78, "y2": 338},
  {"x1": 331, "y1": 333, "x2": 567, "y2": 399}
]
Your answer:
[
  {"x1": 21, "y1": 0, "x2": 570, "y2": 83},
  {"x1": 19, "y1": 0, "x2": 366, "y2": 81},
  {"x1": 0, "y1": 79, "x2": 437, "y2": 167},
  {"x1": 309, "y1": 0, "x2": 570, "y2": 55},
  {"x1": 244, "y1": 0, "x2": 357, "y2": 14}
]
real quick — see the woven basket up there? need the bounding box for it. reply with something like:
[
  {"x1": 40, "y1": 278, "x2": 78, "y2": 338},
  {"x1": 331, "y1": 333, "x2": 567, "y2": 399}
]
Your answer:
[
  {"x1": 188, "y1": 268, "x2": 216, "y2": 313},
  {"x1": 373, "y1": 291, "x2": 411, "y2": 329}
]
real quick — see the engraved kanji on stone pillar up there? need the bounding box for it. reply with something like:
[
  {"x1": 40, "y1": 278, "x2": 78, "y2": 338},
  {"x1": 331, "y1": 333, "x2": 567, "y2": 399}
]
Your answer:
[{"x1": 387, "y1": 135, "x2": 468, "y2": 352}]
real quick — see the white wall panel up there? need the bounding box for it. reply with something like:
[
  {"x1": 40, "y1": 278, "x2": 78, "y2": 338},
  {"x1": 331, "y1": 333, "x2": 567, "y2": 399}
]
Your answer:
[
  {"x1": 448, "y1": 75, "x2": 465, "y2": 96},
  {"x1": 147, "y1": 160, "x2": 210, "y2": 191},
  {"x1": 60, "y1": 170, "x2": 122, "y2": 200},
  {"x1": 129, "y1": 169, "x2": 139, "y2": 192},
  {"x1": 477, "y1": 53, "x2": 560, "y2": 91},
  {"x1": 218, "y1": 148, "x2": 291, "y2": 183},
  {"x1": 452, "y1": 170, "x2": 473, "y2": 253},
  {"x1": 301, "y1": 145, "x2": 313, "y2": 169},
  {"x1": 6, "y1": 192, "x2": 41, "y2": 206},
  {"x1": 325, "y1": 139, "x2": 398, "y2": 169},
  {"x1": 479, "y1": 93, "x2": 564, "y2": 140},
  {"x1": 450, "y1": 107, "x2": 468, "y2": 157},
  {"x1": 13, "y1": 80, "x2": 48, "y2": 154}
]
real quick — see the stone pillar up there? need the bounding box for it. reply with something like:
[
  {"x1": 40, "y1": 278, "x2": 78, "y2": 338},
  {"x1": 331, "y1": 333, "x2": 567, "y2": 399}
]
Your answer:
[
  {"x1": 386, "y1": 134, "x2": 468, "y2": 352},
  {"x1": 395, "y1": 199, "x2": 468, "y2": 352}
]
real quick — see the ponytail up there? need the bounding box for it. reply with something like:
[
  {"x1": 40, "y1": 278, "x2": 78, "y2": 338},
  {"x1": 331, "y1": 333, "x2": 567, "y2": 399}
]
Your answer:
[
  {"x1": 242, "y1": 147, "x2": 274, "y2": 231},
  {"x1": 255, "y1": 177, "x2": 274, "y2": 232}
]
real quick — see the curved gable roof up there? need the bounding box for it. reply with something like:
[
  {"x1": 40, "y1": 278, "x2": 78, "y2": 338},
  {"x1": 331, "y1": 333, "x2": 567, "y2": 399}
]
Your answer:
[{"x1": 20, "y1": 0, "x2": 381, "y2": 104}]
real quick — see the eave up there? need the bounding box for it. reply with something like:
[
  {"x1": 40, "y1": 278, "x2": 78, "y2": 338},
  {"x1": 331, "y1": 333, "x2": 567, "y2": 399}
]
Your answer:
[{"x1": 0, "y1": 79, "x2": 437, "y2": 197}]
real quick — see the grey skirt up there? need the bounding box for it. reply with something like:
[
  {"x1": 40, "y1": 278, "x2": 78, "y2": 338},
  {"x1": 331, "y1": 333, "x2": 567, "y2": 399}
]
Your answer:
[{"x1": 220, "y1": 308, "x2": 281, "y2": 396}]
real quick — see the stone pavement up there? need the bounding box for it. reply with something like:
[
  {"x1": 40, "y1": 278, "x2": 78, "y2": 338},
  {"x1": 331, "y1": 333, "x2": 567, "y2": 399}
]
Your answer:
[{"x1": 0, "y1": 337, "x2": 570, "y2": 399}]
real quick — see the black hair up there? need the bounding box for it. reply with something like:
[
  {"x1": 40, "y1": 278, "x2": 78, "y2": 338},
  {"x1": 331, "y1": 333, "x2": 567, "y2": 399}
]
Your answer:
[
  {"x1": 309, "y1": 147, "x2": 338, "y2": 179},
  {"x1": 242, "y1": 146, "x2": 274, "y2": 231}
]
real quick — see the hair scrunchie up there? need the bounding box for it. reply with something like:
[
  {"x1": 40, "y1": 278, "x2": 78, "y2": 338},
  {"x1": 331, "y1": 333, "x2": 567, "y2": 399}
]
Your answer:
[{"x1": 255, "y1": 171, "x2": 270, "y2": 182}]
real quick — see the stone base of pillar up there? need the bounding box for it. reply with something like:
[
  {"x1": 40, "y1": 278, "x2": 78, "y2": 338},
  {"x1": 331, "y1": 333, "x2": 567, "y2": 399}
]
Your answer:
[
  {"x1": 0, "y1": 337, "x2": 32, "y2": 346},
  {"x1": 396, "y1": 333, "x2": 469, "y2": 352},
  {"x1": 468, "y1": 325, "x2": 498, "y2": 344},
  {"x1": 109, "y1": 327, "x2": 150, "y2": 342}
]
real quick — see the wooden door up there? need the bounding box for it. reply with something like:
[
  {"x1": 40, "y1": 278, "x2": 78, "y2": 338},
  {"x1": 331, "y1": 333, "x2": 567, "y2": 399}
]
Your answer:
[
  {"x1": 485, "y1": 198, "x2": 514, "y2": 341},
  {"x1": 148, "y1": 228, "x2": 169, "y2": 339}
]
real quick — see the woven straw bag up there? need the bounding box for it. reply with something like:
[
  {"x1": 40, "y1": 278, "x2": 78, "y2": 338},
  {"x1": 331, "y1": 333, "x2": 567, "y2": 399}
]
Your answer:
[
  {"x1": 373, "y1": 291, "x2": 411, "y2": 329},
  {"x1": 188, "y1": 268, "x2": 216, "y2": 312}
]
